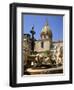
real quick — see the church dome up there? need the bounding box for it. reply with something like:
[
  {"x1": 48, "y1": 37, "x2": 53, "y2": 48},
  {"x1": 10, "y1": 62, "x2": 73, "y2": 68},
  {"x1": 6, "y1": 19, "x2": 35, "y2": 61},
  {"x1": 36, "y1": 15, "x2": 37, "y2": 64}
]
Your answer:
[{"x1": 41, "y1": 21, "x2": 52, "y2": 39}]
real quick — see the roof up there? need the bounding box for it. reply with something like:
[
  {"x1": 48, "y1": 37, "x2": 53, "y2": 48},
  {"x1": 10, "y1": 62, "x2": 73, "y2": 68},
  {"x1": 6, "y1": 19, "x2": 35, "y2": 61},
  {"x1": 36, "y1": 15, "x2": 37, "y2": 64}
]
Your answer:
[{"x1": 41, "y1": 21, "x2": 52, "y2": 37}]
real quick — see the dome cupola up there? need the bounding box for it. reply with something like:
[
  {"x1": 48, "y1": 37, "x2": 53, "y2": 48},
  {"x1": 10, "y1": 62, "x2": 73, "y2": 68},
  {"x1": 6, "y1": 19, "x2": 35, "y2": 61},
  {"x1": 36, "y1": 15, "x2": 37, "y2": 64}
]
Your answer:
[{"x1": 41, "y1": 20, "x2": 52, "y2": 40}]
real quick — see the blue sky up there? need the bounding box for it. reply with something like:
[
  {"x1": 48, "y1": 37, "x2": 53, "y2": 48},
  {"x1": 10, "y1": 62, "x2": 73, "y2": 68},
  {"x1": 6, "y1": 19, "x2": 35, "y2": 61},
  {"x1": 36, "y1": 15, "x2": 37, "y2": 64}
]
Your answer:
[{"x1": 22, "y1": 14, "x2": 63, "y2": 41}]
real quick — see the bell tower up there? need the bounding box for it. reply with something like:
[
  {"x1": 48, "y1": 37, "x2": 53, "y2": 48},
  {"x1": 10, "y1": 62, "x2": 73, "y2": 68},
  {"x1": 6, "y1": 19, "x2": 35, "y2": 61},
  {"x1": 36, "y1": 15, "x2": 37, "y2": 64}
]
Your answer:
[
  {"x1": 40, "y1": 20, "x2": 52, "y2": 50},
  {"x1": 40, "y1": 20, "x2": 52, "y2": 40}
]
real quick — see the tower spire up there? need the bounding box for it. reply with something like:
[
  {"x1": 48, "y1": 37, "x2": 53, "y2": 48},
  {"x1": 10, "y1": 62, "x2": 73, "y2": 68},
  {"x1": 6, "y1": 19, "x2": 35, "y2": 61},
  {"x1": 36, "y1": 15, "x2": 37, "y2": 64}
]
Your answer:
[{"x1": 45, "y1": 18, "x2": 48, "y2": 26}]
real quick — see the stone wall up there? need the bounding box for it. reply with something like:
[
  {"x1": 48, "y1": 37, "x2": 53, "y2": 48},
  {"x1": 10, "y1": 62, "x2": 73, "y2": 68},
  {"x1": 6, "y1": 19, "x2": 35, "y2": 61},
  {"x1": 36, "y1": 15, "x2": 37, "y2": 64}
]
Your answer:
[{"x1": 34, "y1": 40, "x2": 51, "y2": 52}]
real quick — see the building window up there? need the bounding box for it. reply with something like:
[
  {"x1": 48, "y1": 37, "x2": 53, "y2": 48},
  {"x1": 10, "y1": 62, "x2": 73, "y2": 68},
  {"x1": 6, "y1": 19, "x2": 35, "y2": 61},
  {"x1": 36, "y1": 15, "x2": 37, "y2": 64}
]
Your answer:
[{"x1": 41, "y1": 41, "x2": 44, "y2": 48}]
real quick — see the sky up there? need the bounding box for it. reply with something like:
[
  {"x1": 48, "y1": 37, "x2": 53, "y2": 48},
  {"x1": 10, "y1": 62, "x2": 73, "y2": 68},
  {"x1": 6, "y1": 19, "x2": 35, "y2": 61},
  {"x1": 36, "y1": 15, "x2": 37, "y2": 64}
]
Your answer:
[{"x1": 22, "y1": 14, "x2": 63, "y2": 41}]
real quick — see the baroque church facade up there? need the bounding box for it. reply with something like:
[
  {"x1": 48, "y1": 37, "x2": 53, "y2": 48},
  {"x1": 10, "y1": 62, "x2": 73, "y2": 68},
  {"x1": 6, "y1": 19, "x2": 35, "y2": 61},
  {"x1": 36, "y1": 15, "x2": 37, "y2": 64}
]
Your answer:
[
  {"x1": 34, "y1": 22, "x2": 52, "y2": 52},
  {"x1": 23, "y1": 21, "x2": 63, "y2": 67}
]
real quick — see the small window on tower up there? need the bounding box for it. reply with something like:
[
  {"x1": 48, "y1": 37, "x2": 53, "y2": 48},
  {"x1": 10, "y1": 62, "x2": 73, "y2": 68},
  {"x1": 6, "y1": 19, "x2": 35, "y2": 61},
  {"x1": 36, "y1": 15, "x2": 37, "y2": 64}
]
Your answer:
[{"x1": 41, "y1": 41, "x2": 44, "y2": 48}]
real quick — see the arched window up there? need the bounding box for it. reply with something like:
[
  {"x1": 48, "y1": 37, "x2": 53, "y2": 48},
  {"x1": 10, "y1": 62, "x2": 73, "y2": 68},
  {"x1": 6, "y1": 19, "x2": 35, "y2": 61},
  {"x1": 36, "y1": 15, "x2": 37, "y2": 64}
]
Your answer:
[{"x1": 41, "y1": 41, "x2": 44, "y2": 48}]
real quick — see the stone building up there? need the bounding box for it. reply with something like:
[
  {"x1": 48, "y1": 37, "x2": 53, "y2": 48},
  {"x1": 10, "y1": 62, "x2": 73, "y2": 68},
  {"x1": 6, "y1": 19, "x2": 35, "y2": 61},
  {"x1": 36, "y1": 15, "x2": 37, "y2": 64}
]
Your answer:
[{"x1": 34, "y1": 21, "x2": 52, "y2": 54}]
